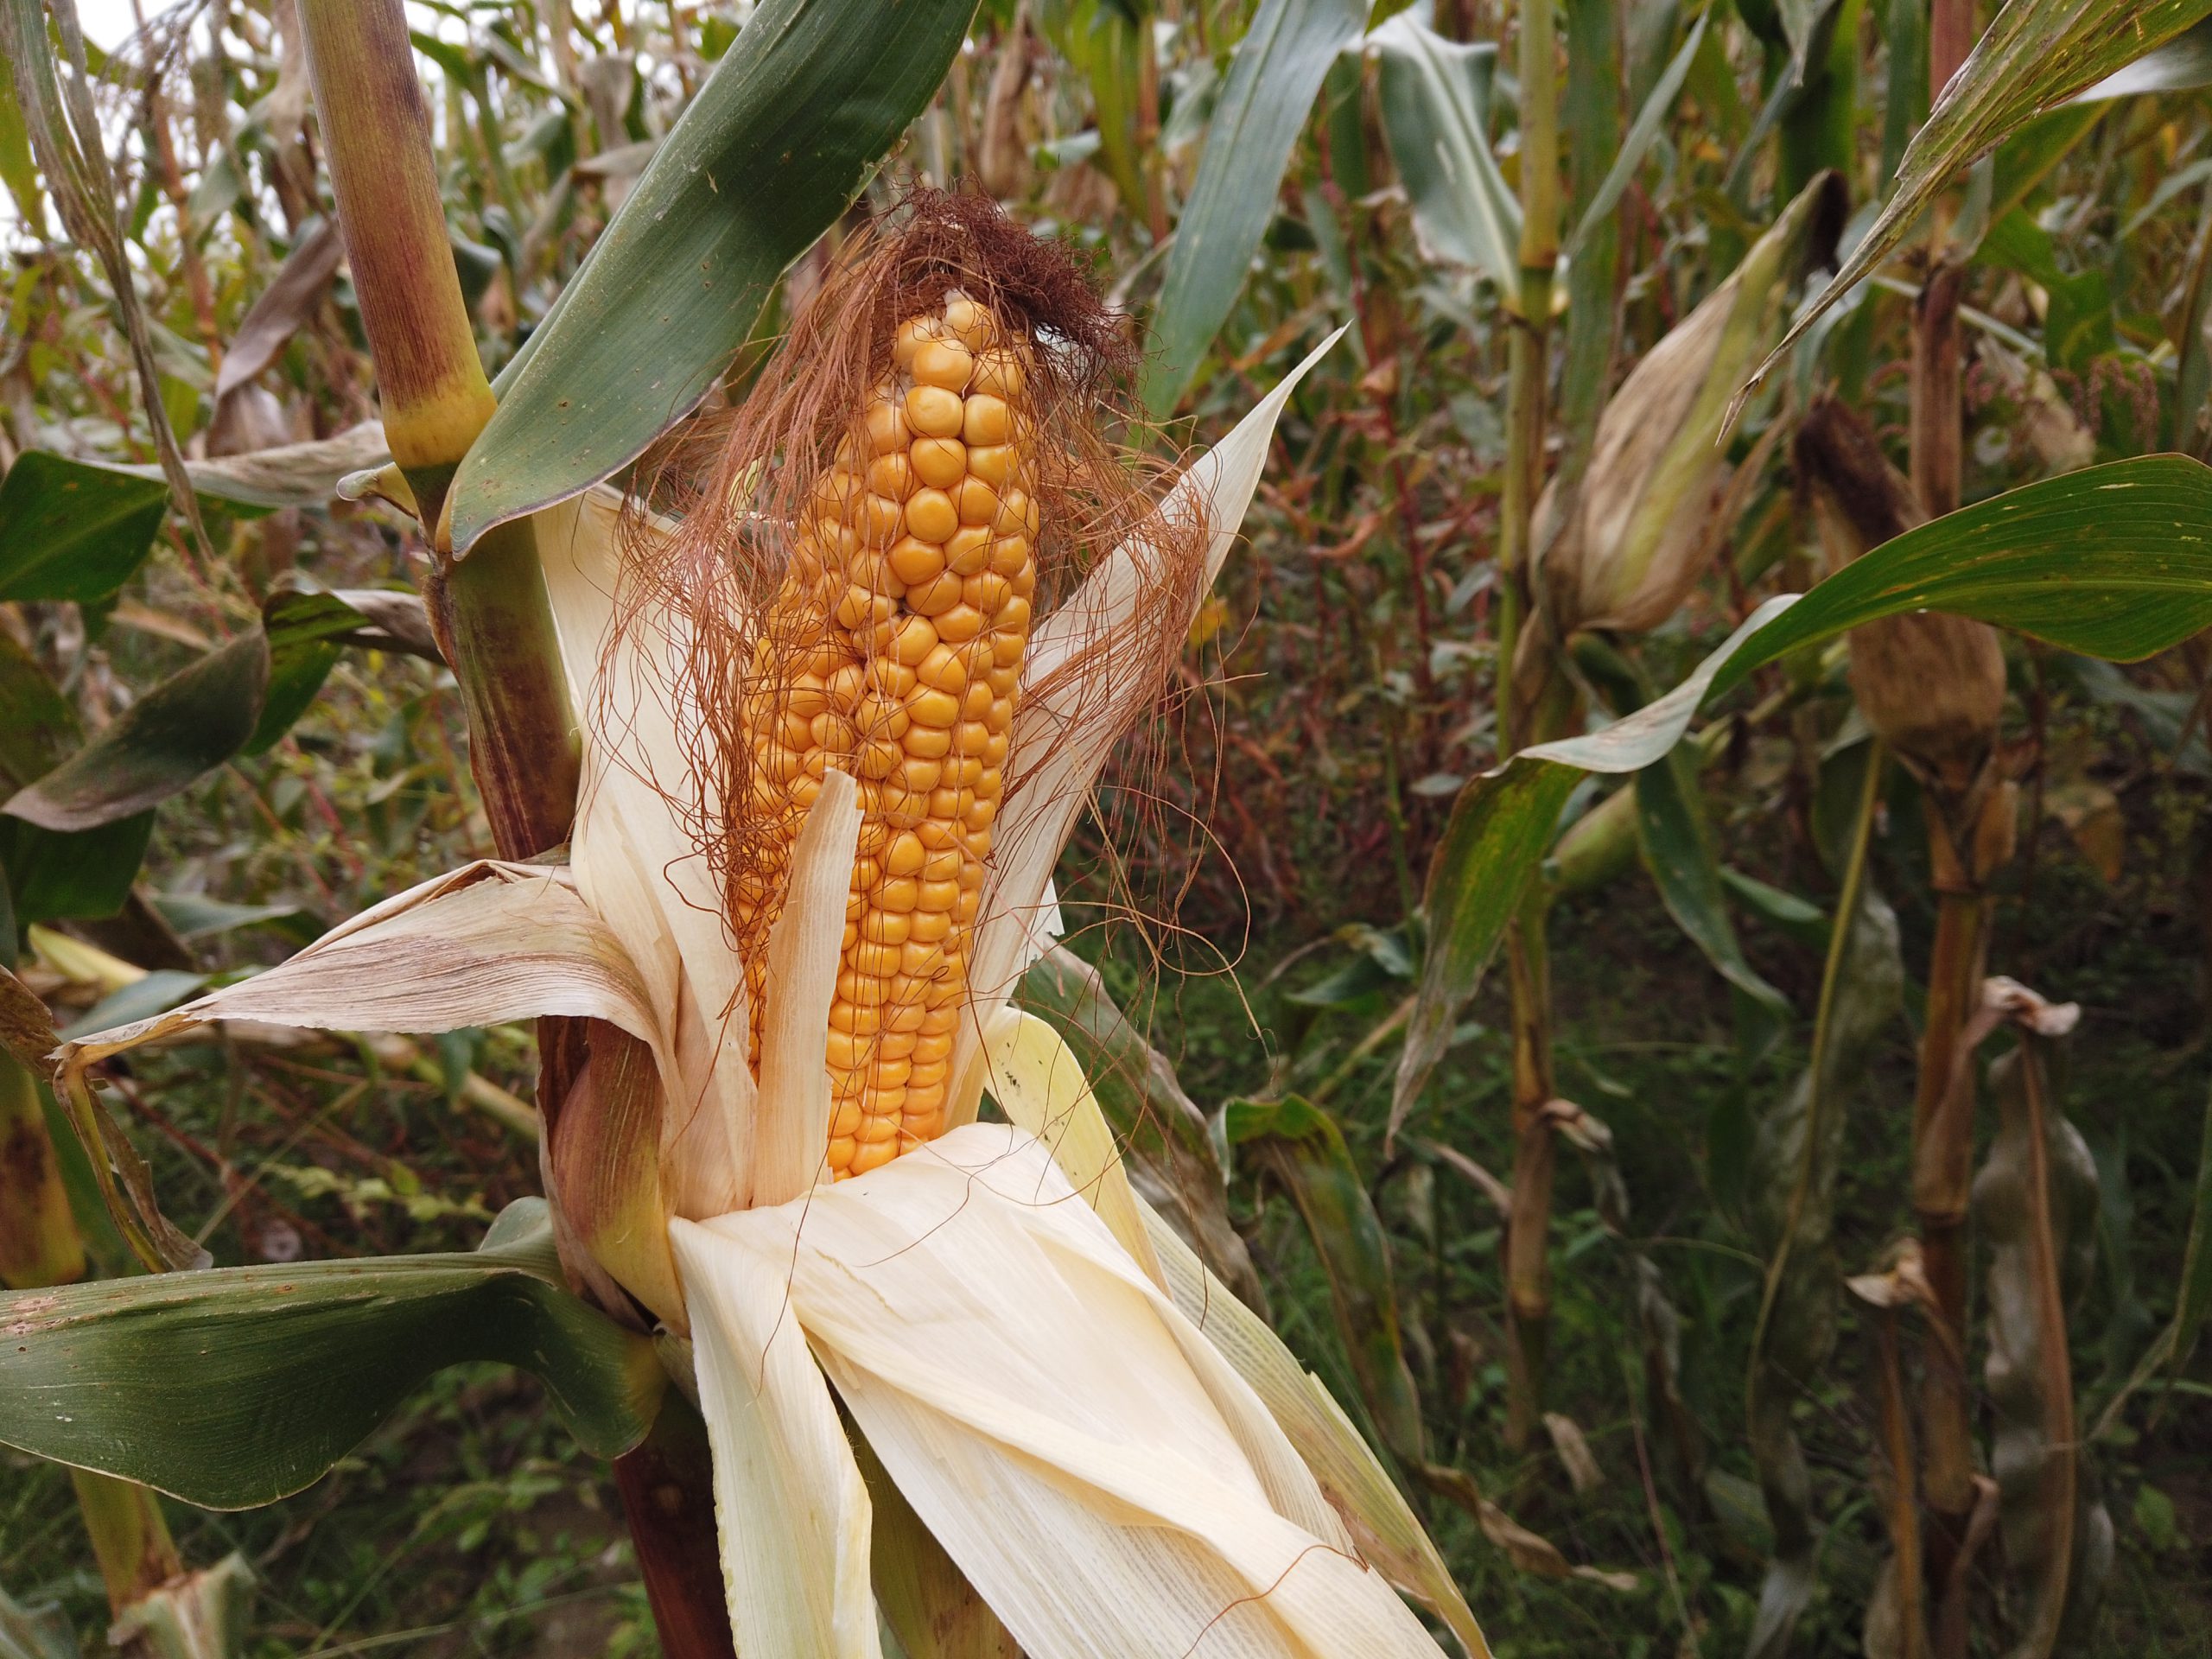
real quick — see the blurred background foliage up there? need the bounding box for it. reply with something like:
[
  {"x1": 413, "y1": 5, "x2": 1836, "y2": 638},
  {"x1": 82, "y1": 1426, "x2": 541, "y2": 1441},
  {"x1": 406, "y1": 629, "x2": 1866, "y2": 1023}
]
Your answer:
[{"x1": 3, "y1": 0, "x2": 2212, "y2": 1653}]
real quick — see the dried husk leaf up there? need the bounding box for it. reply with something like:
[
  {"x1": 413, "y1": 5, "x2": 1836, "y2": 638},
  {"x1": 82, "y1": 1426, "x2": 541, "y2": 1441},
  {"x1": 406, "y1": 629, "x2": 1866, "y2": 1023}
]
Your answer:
[
  {"x1": 1795, "y1": 396, "x2": 2008, "y2": 792},
  {"x1": 1974, "y1": 1034, "x2": 2111, "y2": 1658},
  {"x1": 1534, "y1": 172, "x2": 1845, "y2": 640},
  {"x1": 987, "y1": 1006, "x2": 1488, "y2": 1656}
]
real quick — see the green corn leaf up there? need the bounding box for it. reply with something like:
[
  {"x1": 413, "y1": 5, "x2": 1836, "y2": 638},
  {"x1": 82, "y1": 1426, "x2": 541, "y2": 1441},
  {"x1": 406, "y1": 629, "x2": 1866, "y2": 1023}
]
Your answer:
[
  {"x1": 1555, "y1": 0, "x2": 1624, "y2": 493},
  {"x1": 0, "y1": 631, "x2": 80, "y2": 793},
  {"x1": 447, "y1": 0, "x2": 976, "y2": 556},
  {"x1": 1564, "y1": 13, "x2": 1703, "y2": 260},
  {"x1": 1141, "y1": 0, "x2": 1370, "y2": 416},
  {"x1": 1750, "y1": 0, "x2": 2212, "y2": 402},
  {"x1": 0, "y1": 1198, "x2": 664, "y2": 1509},
  {"x1": 1369, "y1": 10, "x2": 1520, "y2": 301},
  {"x1": 249, "y1": 588, "x2": 377, "y2": 756},
  {"x1": 0, "y1": 816, "x2": 153, "y2": 925},
  {"x1": 0, "y1": 57, "x2": 41, "y2": 227},
  {"x1": 1634, "y1": 739, "x2": 1791, "y2": 1036},
  {"x1": 0, "y1": 452, "x2": 168, "y2": 606},
  {"x1": 2071, "y1": 11, "x2": 2212, "y2": 98},
  {"x1": 1039, "y1": 0, "x2": 1150, "y2": 226},
  {"x1": 1395, "y1": 454, "x2": 2212, "y2": 1128},
  {"x1": 1225, "y1": 1093, "x2": 1425, "y2": 1465}
]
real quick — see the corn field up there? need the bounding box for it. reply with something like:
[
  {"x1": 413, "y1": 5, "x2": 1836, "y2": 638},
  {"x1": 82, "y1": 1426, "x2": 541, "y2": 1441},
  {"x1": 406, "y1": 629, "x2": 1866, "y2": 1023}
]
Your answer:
[{"x1": 3, "y1": 0, "x2": 2212, "y2": 1654}]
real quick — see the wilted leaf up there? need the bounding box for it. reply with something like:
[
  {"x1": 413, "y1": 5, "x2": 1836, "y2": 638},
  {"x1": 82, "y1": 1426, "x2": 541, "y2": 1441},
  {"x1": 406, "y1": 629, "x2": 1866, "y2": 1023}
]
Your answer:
[
  {"x1": 3, "y1": 633, "x2": 269, "y2": 832},
  {"x1": 213, "y1": 219, "x2": 346, "y2": 402}
]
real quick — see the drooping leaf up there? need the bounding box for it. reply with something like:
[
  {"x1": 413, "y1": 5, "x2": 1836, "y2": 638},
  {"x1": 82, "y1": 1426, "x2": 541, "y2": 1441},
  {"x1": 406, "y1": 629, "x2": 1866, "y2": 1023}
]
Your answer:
[
  {"x1": 212, "y1": 219, "x2": 346, "y2": 403},
  {"x1": 0, "y1": 451, "x2": 168, "y2": 604},
  {"x1": 3, "y1": 633, "x2": 269, "y2": 833},
  {"x1": 1752, "y1": 0, "x2": 2212, "y2": 392},
  {"x1": 1140, "y1": 0, "x2": 1370, "y2": 415},
  {"x1": 1226, "y1": 1093, "x2": 1425, "y2": 1465},
  {"x1": 447, "y1": 0, "x2": 976, "y2": 554},
  {"x1": 0, "y1": 1198, "x2": 664, "y2": 1509},
  {"x1": 1369, "y1": 10, "x2": 1520, "y2": 300},
  {"x1": 1396, "y1": 454, "x2": 2212, "y2": 1126}
]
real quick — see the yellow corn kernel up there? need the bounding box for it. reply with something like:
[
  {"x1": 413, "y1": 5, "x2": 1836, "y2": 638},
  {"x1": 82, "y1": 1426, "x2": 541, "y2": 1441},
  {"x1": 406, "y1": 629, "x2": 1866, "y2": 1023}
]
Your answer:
[
  {"x1": 912, "y1": 436, "x2": 967, "y2": 490},
  {"x1": 912, "y1": 338, "x2": 976, "y2": 391},
  {"x1": 906, "y1": 385, "x2": 964, "y2": 438}
]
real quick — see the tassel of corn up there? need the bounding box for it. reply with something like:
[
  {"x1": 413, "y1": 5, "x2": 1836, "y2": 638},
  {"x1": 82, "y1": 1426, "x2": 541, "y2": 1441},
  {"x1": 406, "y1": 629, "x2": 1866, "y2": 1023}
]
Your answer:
[{"x1": 736, "y1": 293, "x2": 1038, "y2": 1179}]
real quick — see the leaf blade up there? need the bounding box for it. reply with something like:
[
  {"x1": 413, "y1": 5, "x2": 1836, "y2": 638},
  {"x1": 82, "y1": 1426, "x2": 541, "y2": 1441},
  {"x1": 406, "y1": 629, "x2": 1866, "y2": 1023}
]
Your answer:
[
  {"x1": 448, "y1": 0, "x2": 976, "y2": 554},
  {"x1": 0, "y1": 1200, "x2": 664, "y2": 1509}
]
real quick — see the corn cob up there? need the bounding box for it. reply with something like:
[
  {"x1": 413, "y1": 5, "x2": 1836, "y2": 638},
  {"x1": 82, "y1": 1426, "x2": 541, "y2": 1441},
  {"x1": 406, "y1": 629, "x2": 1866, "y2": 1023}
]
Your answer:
[{"x1": 737, "y1": 292, "x2": 1038, "y2": 1179}]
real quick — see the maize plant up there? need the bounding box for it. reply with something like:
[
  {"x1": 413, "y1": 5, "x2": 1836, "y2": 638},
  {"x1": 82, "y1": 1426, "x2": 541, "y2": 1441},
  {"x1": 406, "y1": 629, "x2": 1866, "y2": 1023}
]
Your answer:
[
  {"x1": 0, "y1": 2, "x2": 1501, "y2": 1649},
  {"x1": 15, "y1": 0, "x2": 2212, "y2": 1650}
]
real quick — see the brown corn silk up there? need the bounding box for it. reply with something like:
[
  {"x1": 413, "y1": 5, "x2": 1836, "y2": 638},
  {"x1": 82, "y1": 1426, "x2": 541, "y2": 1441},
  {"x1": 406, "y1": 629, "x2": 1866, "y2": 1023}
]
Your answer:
[{"x1": 615, "y1": 191, "x2": 1199, "y2": 1180}]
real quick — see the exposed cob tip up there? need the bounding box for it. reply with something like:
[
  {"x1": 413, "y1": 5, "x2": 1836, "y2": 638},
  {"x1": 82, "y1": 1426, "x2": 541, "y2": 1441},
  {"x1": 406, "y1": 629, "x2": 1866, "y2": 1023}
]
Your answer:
[{"x1": 620, "y1": 189, "x2": 1174, "y2": 1185}]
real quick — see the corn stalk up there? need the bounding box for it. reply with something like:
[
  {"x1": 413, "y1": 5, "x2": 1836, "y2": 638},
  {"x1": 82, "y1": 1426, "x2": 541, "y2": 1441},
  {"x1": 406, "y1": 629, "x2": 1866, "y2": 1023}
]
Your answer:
[
  {"x1": 1496, "y1": 0, "x2": 1561, "y2": 1451},
  {"x1": 288, "y1": 4, "x2": 721, "y2": 1649}
]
